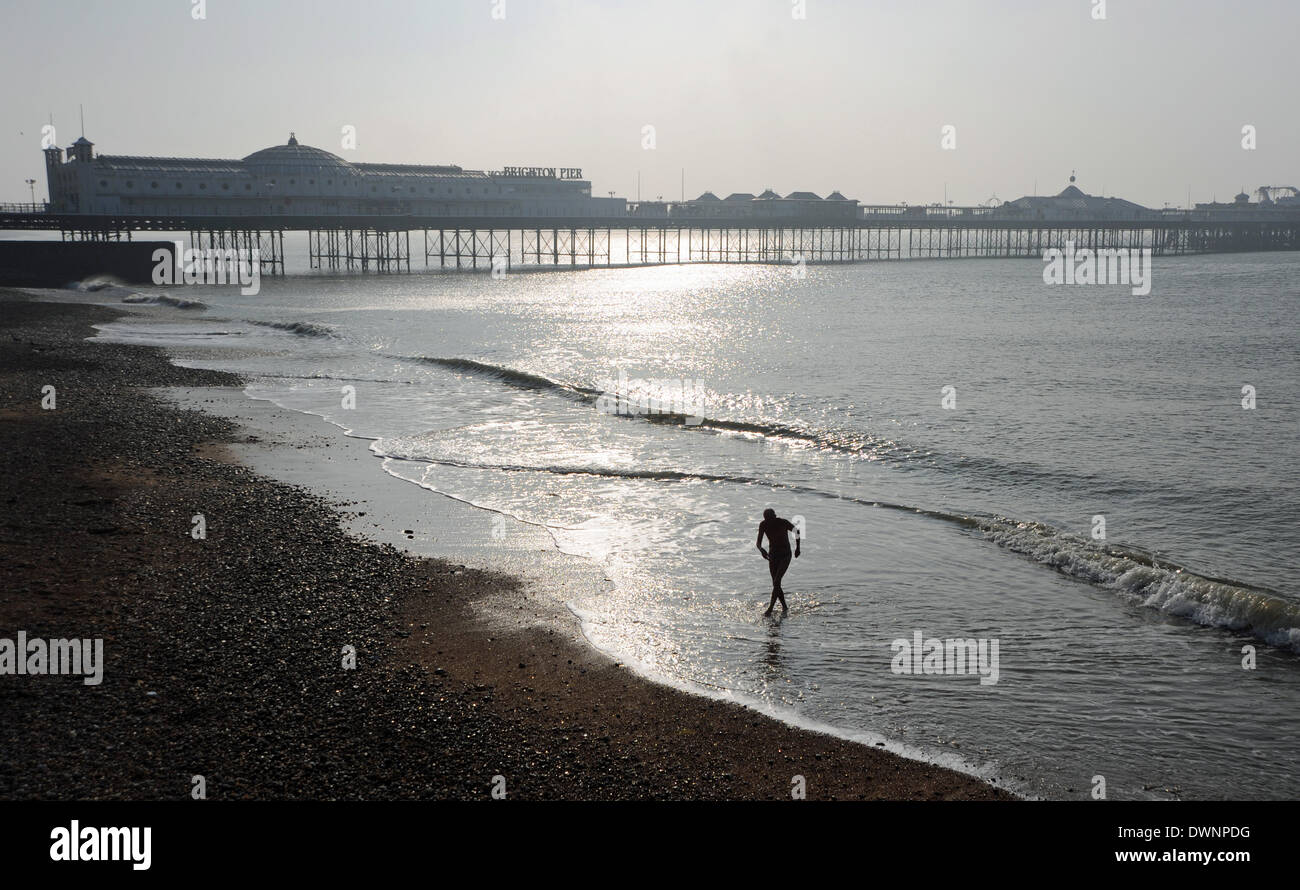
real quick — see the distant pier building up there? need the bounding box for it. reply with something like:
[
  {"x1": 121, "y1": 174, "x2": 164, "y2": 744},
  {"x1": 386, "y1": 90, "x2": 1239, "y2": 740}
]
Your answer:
[
  {"x1": 992, "y1": 176, "x2": 1160, "y2": 222},
  {"x1": 630, "y1": 189, "x2": 860, "y2": 221},
  {"x1": 1194, "y1": 186, "x2": 1300, "y2": 219},
  {"x1": 42, "y1": 133, "x2": 626, "y2": 219}
]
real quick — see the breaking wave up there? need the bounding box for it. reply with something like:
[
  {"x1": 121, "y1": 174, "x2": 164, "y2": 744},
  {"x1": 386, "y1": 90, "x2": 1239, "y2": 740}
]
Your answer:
[
  {"x1": 402, "y1": 355, "x2": 604, "y2": 400},
  {"x1": 248, "y1": 319, "x2": 337, "y2": 338},
  {"x1": 121, "y1": 293, "x2": 207, "y2": 310},
  {"x1": 63, "y1": 277, "x2": 209, "y2": 310},
  {"x1": 67, "y1": 276, "x2": 129, "y2": 294},
  {"x1": 974, "y1": 517, "x2": 1300, "y2": 651},
  {"x1": 397, "y1": 355, "x2": 1102, "y2": 477}
]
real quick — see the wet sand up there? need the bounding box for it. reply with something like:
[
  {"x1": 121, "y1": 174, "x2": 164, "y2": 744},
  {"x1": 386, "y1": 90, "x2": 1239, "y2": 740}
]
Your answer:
[{"x1": 0, "y1": 291, "x2": 1013, "y2": 800}]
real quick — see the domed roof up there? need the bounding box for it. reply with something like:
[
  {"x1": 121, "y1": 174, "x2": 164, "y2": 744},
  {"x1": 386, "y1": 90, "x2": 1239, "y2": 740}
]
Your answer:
[{"x1": 243, "y1": 134, "x2": 355, "y2": 170}]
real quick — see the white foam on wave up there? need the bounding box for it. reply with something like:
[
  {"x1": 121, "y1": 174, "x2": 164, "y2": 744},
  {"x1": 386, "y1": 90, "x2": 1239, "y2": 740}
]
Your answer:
[
  {"x1": 120, "y1": 292, "x2": 207, "y2": 310},
  {"x1": 247, "y1": 319, "x2": 336, "y2": 338},
  {"x1": 977, "y1": 518, "x2": 1300, "y2": 651}
]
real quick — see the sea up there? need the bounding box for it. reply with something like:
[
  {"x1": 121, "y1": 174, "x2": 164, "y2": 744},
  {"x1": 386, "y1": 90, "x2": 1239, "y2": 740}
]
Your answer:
[{"x1": 70, "y1": 238, "x2": 1300, "y2": 800}]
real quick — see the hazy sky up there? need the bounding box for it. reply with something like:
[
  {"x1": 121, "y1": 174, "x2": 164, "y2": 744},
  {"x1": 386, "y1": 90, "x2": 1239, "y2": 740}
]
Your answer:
[{"x1": 2, "y1": 0, "x2": 1296, "y2": 207}]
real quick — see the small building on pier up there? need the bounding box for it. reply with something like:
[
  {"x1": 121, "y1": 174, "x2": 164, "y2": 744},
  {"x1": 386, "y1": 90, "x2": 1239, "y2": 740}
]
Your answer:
[
  {"x1": 994, "y1": 176, "x2": 1159, "y2": 222},
  {"x1": 669, "y1": 188, "x2": 859, "y2": 221}
]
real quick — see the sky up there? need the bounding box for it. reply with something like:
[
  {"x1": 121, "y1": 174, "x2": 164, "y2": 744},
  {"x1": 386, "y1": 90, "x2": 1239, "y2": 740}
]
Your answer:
[{"x1": 1, "y1": 0, "x2": 1297, "y2": 208}]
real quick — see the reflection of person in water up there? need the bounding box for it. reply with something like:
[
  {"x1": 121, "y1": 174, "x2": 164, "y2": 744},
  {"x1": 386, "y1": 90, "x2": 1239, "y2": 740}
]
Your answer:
[{"x1": 756, "y1": 508, "x2": 800, "y2": 616}]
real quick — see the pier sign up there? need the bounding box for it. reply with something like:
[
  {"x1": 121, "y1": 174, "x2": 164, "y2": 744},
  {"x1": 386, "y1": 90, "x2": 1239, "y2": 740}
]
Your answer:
[{"x1": 500, "y1": 166, "x2": 583, "y2": 179}]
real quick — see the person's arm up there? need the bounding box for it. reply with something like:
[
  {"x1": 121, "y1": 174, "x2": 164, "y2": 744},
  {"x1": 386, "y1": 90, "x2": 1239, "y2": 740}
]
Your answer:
[{"x1": 756, "y1": 526, "x2": 768, "y2": 560}]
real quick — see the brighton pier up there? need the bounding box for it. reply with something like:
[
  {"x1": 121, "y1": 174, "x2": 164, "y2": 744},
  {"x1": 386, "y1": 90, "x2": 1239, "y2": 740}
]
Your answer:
[{"x1": 3, "y1": 135, "x2": 1298, "y2": 274}]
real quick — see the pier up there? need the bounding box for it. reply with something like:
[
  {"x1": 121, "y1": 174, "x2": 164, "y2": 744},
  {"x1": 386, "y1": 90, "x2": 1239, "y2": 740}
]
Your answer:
[
  {"x1": 14, "y1": 132, "x2": 1300, "y2": 276},
  {"x1": 1, "y1": 208, "x2": 1298, "y2": 275}
]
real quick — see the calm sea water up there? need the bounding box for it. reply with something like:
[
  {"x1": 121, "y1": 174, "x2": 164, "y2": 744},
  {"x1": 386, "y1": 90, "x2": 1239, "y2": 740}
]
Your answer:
[{"x1": 88, "y1": 245, "x2": 1300, "y2": 799}]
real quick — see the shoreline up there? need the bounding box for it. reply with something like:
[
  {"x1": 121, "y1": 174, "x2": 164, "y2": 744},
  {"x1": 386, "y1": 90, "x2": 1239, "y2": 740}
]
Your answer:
[
  {"x1": 0, "y1": 291, "x2": 1014, "y2": 800},
  {"x1": 160, "y1": 382, "x2": 1008, "y2": 790}
]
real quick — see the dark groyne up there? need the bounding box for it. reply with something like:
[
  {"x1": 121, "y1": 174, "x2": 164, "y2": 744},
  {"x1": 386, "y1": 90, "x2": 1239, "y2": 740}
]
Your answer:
[{"x1": 0, "y1": 240, "x2": 172, "y2": 287}]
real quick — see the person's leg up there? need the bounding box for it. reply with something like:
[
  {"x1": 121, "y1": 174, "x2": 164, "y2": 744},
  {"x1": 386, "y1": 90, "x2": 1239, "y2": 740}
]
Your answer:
[
  {"x1": 772, "y1": 555, "x2": 791, "y2": 612},
  {"x1": 765, "y1": 557, "x2": 785, "y2": 616}
]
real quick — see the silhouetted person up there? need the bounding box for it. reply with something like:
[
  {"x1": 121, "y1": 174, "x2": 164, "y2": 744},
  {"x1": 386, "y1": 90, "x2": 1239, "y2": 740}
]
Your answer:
[{"x1": 757, "y1": 508, "x2": 800, "y2": 616}]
